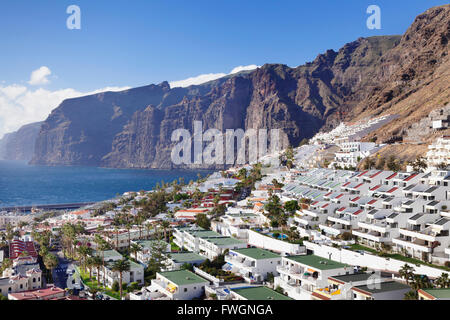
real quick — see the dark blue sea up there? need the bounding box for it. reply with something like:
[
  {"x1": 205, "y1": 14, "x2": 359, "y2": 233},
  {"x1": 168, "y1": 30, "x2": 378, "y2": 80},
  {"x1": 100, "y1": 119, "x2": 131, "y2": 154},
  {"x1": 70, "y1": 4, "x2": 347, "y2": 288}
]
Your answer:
[{"x1": 0, "y1": 160, "x2": 211, "y2": 207}]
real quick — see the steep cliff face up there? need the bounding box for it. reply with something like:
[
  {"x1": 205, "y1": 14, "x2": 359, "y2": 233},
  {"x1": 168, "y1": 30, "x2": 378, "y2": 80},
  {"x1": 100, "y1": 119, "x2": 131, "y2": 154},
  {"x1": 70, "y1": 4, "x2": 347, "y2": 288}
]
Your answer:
[
  {"x1": 0, "y1": 122, "x2": 43, "y2": 161},
  {"x1": 352, "y1": 5, "x2": 450, "y2": 143},
  {"x1": 30, "y1": 5, "x2": 449, "y2": 169}
]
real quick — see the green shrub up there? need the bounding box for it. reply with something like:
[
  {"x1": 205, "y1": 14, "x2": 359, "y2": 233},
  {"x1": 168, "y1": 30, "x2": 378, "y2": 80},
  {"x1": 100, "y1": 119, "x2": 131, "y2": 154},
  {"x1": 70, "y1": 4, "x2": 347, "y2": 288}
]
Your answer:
[{"x1": 112, "y1": 281, "x2": 120, "y2": 292}]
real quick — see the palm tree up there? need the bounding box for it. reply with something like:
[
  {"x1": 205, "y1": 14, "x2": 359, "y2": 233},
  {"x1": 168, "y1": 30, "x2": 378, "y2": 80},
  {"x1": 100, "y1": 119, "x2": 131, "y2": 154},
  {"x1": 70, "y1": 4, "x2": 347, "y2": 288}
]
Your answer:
[
  {"x1": 411, "y1": 274, "x2": 432, "y2": 292},
  {"x1": 399, "y1": 264, "x2": 415, "y2": 285},
  {"x1": 125, "y1": 222, "x2": 133, "y2": 251},
  {"x1": 91, "y1": 256, "x2": 103, "y2": 286},
  {"x1": 86, "y1": 257, "x2": 95, "y2": 281},
  {"x1": 43, "y1": 253, "x2": 59, "y2": 283},
  {"x1": 404, "y1": 290, "x2": 417, "y2": 300},
  {"x1": 160, "y1": 220, "x2": 170, "y2": 242},
  {"x1": 77, "y1": 245, "x2": 93, "y2": 273},
  {"x1": 129, "y1": 243, "x2": 142, "y2": 261},
  {"x1": 145, "y1": 223, "x2": 152, "y2": 240},
  {"x1": 111, "y1": 259, "x2": 130, "y2": 300},
  {"x1": 114, "y1": 226, "x2": 119, "y2": 250},
  {"x1": 435, "y1": 273, "x2": 450, "y2": 288}
]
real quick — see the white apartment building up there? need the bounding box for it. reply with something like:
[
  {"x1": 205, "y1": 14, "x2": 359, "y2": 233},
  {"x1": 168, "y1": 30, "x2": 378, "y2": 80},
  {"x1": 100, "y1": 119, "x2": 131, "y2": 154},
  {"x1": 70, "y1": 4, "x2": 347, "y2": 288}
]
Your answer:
[
  {"x1": 274, "y1": 254, "x2": 352, "y2": 300},
  {"x1": 426, "y1": 136, "x2": 450, "y2": 171},
  {"x1": 393, "y1": 214, "x2": 450, "y2": 263},
  {"x1": 173, "y1": 226, "x2": 246, "y2": 260},
  {"x1": 150, "y1": 270, "x2": 209, "y2": 300},
  {"x1": 224, "y1": 248, "x2": 281, "y2": 284},
  {"x1": 131, "y1": 240, "x2": 171, "y2": 265}
]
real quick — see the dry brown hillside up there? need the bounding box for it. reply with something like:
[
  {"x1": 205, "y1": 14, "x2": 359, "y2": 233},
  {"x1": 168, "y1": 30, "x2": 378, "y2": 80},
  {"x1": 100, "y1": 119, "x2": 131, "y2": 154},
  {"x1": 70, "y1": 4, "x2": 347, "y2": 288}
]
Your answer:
[{"x1": 351, "y1": 5, "x2": 449, "y2": 145}]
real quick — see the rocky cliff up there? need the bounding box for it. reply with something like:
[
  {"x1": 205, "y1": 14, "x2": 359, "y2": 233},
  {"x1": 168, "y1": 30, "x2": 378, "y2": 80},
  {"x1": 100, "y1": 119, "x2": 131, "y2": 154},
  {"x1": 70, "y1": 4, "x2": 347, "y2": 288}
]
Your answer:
[
  {"x1": 0, "y1": 122, "x2": 43, "y2": 161},
  {"x1": 30, "y1": 5, "x2": 449, "y2": 169}
]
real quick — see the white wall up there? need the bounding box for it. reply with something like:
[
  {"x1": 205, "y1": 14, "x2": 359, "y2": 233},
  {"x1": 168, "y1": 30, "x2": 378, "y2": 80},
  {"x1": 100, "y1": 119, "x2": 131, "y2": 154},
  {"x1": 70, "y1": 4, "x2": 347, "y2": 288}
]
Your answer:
[
  {"x1": 247, "y1": 230, "x2": 305, "y2": 255},
  {"x1": 304, "y1": 241, "x2": 449, "y2": 278}
]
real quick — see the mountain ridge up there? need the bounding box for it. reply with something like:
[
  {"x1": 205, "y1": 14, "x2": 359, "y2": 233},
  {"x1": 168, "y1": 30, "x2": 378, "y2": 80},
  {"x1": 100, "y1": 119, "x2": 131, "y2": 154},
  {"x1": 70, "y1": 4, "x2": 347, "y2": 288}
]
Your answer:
[{"x1": 28, "y1": 5, "x2": 449, "y2": 169}]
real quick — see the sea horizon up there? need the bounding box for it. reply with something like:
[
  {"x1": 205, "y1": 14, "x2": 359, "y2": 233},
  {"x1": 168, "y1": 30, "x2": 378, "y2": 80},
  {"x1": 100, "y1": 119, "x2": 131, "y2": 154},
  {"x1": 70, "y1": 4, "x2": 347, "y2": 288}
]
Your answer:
[{"x1": 0, "y1": 160, "x2": 212, "y2": 208}]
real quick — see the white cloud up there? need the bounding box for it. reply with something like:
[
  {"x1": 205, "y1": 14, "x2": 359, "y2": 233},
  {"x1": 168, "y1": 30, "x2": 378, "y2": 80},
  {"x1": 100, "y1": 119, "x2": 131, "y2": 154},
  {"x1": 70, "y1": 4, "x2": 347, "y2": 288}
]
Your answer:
[
  {"x1": 0, "y1": 85, "x2": 130, "y2": 138},
  {"x1": 0, "y1": 64, "x2": 259, "y2": 138},
  {"x1": 28, "y1": 66, "x2": 52, "y2": 86},
  {"x1": 170, "y1": 64, "x2": 259, "y2": 88}
]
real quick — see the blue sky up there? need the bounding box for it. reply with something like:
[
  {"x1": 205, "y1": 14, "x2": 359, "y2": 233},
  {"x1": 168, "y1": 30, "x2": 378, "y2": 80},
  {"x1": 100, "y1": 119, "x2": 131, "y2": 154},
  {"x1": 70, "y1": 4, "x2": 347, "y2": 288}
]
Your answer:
[
  {"x1": 0, "y1": 0, "x2": 447, "y2": 137},
  {"x1": 0, "y1": 0, "x2": 447, "y2": 90}
]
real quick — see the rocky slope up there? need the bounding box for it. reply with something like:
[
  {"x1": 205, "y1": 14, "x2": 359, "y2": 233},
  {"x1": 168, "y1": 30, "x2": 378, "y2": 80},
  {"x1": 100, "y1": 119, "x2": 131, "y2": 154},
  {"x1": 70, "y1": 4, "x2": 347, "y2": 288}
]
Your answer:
[
  {"x1": 30, "y1": 5, "x2": 449, "y2": 169},
  {"x1": 354, "y1": 5, "x2": 450, "y2": 144},
  {"x1": 0, "y1": 122, "x2": 43, "y2": 161}
]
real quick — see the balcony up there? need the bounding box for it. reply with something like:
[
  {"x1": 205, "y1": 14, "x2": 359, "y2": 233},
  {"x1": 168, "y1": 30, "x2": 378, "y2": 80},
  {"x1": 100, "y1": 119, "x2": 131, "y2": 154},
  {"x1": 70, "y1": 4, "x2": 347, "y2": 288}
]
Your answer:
[
  {"x1": 313, "y1": 287, "x2": 343, "y2": 300},
  {"x1": 399, "y1": 227, "x2": 438, "y2": 242},
  {"x1": 151, "y1": 279, "x2": 175, "y2": 297},
  {"x1": 393, "y1": 236, "x2": 432, "y2": 253},
  {"x1": 319, "y1": 224, "x2": 343, "y2": 236},
  {"x1": 353, "y1": 228, "x2": 388, "y2": 243},
  {"x1": 276, "y1": 265, "x2": 302, "y2": 276}
]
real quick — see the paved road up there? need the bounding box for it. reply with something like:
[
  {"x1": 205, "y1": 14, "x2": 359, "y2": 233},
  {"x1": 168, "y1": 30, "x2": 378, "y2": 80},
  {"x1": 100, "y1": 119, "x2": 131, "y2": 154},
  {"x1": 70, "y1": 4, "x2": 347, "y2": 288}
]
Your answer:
[{"x1": 52, "y1": 252, "x2": 83, "y2": 291}]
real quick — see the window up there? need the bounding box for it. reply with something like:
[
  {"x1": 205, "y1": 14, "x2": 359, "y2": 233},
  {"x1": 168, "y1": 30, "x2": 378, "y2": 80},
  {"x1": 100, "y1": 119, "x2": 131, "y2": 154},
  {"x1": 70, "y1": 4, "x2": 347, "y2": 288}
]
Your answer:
[{"x1": 184, "y1": 288, "x2": 188, "y2": 292}]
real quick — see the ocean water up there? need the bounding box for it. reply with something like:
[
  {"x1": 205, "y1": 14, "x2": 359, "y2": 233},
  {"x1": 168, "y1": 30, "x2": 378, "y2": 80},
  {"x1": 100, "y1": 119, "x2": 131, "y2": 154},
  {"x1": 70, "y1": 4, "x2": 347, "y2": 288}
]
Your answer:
[{"x1": 0, "y1": 160, "x2": 211, "y2": 208}]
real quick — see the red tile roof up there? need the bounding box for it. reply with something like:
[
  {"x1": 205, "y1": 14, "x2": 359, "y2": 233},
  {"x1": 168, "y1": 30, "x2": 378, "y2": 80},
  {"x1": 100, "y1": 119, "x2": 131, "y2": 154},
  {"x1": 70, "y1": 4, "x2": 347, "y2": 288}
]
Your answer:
[
  {"x1": 353, "y1": 210, "x2": 363, "y2": 216},
  {"x1": 351, "y1": 197, "x2": 361, "y2": 202},
  {"x1": 367, "y1": 199, "x2": 377, "y2": 205},
  {"x1": 387, "y1": 187, "x2": 398, "y2": 193},
  {"x1": 370, "y1": 185, "x2": 381, "y2": 191},
  {"x1": 357, "y1": 171, "x2": 369, "y2": 177},
  {"x1": 8, "y1": 286, "x2": 65, "y2": 300},
  {"x1": 386, "y1": 173, "x2": 397, "y2": 180},
  {"x1": 9, "y1": 240, "x2": 38, "y2": 260},
  {"x1": 369, "y1": 171, "x2": 383, "y2": 179},
  {"x1": 403, "y1": 173, "x2": 418, "y2": 182}
]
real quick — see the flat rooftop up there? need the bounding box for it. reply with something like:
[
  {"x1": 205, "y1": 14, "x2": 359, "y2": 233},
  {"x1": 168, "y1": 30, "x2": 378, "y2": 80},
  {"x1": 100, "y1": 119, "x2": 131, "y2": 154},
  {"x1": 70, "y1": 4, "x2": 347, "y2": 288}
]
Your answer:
[
  {"x1": 353, "y1": 281, "x2": 410, "y2": 295},
  {"x1": 158, "y1": 270, "x2": 208, "y2": 286},
  {"x1": 232, "y1": 248, "x2": 280, "y2": 260},
  {"x1": 329, "y1": 272, "x2": 391, "y2": 284},
  {"x1": 286, "y1": 254, "x2": 349, "y2": 270},
  {"x1": 232, "y1": 286, "x2": 293, "y2": 301},
  {"x1": 206, "y1": 237, "x2": 245, "y2": 246},
  {"x1": 169, "y1": 252, "x2": 206, "y2": 263},
  {"x1": 420, "y1": 288, "x2": 450, "y2": 299}
]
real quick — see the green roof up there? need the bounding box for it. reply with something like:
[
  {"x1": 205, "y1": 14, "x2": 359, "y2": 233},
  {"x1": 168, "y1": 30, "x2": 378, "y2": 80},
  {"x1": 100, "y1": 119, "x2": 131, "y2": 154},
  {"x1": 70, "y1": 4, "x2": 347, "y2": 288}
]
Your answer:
[
  {"x1": 159, "y1": 270, "x2": 209, "y2": 286},
  {"x1": 286, "y1": 254, "x2": 349, "y2": 270},
  {"x1": 94, "y1": 249, "x2": 122, "y2": 260},
  {"x1": 421, "y1": 288, "x2": 450, "y2": 299},
  {"x1": 232, "y1": 286, "x2": 293, "y2": 301},
  {"x1": 232, "y1": 248, "x2": 280, "y2": 260},
  {"x1": 168, "y1": 252, "x2": 206, "y2": 264},
  {"x1": 206, "y1": 237, "x2": 245, "y2": 246},
  {"x1": 134, "y1": 240, "x2": 168, "y2": 249},
  {"x1": 353, "y1": 281, "x2": 410, "y2": 295},
  {"x1": 330, "y1": 272, "x2": 377, "y2": 283},
  {"x1": 187, "y1": 230, "x2": 223, "y2": 238}
]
